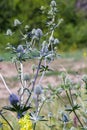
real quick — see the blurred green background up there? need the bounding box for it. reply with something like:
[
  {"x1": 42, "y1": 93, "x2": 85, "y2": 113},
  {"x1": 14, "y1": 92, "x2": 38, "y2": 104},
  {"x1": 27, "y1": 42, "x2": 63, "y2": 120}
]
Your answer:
[{"x1": 0, "y1": 0, "x2": 87, "y2": 53}]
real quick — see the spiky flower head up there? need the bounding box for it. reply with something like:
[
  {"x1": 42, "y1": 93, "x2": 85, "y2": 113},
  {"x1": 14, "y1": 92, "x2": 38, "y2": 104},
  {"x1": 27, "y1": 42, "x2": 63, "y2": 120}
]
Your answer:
[
  {"x1": 17, "y1": 45, "x2": 24, "y2": 53},
  {"x1": 35, "y1": 28, "x2": 43, "y2": 38},
  {"x1": 62, "y1": 113, "x2": 69, "y2": 123},
  {"x1": 34, "y1": 84, "x2": 43, "y2": 95},
  {"x1": 23, "y1": 74, "x2": 30, "y2": 81},
  {"x1": 9, "y1": 93, "x2": 19, "y2": 106}
]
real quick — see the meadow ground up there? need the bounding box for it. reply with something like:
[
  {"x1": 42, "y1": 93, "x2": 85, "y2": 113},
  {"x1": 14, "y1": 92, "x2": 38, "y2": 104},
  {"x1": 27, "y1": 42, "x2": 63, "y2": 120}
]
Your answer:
[{"x1": 0, "y1": 50, "x2": 87, "y2": 108}]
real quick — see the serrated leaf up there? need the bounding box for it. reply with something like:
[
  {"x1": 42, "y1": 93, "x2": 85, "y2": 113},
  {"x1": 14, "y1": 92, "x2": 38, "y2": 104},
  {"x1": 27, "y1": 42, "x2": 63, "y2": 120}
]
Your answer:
[
  {"x1": 3, "y1": 104, "x2": 31, "y2": 113},
  {"x1": 3, "y1": 106, "x2": 16, "y2": 112}
]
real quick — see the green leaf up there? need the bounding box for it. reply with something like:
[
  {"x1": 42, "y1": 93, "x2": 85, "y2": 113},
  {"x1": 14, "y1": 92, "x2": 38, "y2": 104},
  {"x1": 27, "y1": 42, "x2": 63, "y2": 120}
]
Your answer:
[
  {"x1": 3, "y1": 104, "x2": 31, "y2": 113},
  {"x1": 40, "y1": 65, "x2": 53, "y2": 72},
  {"x1": 65, "y1": 104, "x2": 80, "y2": 113},
  {"x1": 3, "y1": 106, "x2": 16, "y2": 112}
]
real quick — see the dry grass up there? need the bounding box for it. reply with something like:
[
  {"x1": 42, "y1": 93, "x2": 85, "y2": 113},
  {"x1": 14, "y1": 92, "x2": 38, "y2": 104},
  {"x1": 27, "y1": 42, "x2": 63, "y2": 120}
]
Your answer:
[{"x1": 0, "y1": 58, "x2": 87, "y2": 107}]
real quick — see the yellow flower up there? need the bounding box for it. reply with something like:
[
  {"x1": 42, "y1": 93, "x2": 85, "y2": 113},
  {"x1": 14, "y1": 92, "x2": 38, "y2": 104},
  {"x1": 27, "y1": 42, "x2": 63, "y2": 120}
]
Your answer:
[{"x1": 19, "y1": 114, "x2": 33, "y2": 130}]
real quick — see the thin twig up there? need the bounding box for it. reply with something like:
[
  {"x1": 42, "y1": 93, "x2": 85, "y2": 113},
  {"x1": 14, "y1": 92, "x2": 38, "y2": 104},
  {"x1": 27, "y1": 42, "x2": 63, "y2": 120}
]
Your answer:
[
  {"x1": 0, "y1": 74, "x2": 11, "y2": 94},
  {"x1": 69, "y1": 88, "x2": 74, "y2": 106},
  {"x1": 32, "y1": 58, "x2": 43, "y2": 91}
]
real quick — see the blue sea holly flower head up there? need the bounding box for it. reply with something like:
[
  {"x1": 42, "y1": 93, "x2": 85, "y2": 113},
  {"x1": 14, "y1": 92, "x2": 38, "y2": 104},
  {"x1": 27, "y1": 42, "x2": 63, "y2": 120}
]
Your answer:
[
  {"x1": 9, "y1": 93, "x2": 19, "y2": 106},
  {"x1": 49, "y1": 36, "x2": 54, "y2": 43},
  {"x1": 34, "y1": 84, "x2": 43, "y2": 95},
  {"x1": 23, "y1": 74, "x2": 30, "y2": 81},
  {"x1": 62, "y1": 113, "x2": 69, "y2": 123},
  {"x1": 35, "y1": 28, "x2": 43, "y2": 38},
  {"x1": 16, "y1": 45, "x2": 24, "y2": 53},
  {"x1": 40, "y1": 41, "x2": 49, "y2": 57},
  {"x1": 14, "y1": 19, "x2": 21, "y2": 26}
]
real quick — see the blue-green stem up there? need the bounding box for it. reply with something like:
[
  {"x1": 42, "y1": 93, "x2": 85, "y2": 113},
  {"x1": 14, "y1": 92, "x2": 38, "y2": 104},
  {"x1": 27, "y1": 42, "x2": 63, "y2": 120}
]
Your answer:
[
  {"x1": 33, "y1": 123, "x2": 36, "y2": 130},
  {"x1": 25, "y1": 57, "x2": 43, "y2": 106}
]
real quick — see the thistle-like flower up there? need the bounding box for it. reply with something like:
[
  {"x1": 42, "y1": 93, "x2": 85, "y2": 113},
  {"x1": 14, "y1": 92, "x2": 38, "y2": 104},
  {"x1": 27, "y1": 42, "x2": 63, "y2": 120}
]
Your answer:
[
  {"x1": 35, "y1": 28, "x2": 43, "y2": 38},
  {"x1": 9, "y1": 93, "x2": 19, "y2": 106},
  {"x1": 40, "y1": 41, "x2": 49, "y2": 57},
  {"x1": 49, "y1": 36, "x2": 54, "y2": 43},
  {"x1": 34, "y1": 84, "x2": 43, "y2": 95},
  {"x1": 17, "y1": 45, "x2": 24, "y2": 53},
  {"x1": 62, "y1": 113, "x2": 69, "y2": 123},
  {"x1": 23, "y1": 74, "x2": 30, "y2": 81}
]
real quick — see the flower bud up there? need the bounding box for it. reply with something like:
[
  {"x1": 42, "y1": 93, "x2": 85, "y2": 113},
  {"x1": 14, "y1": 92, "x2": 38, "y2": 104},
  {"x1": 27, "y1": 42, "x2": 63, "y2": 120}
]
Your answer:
[
  {"x1": 48, "y1": 112, "x2": 53, "y2": 118},
  {"x1": 17, "y1": 113, "x2": 22, "y2": 119},
  {"x1": 34, "y1": 84, "x2": 43, "y2": 95},
  {"x1": 40, "y1": 42, "x2": 48, "y2": 57},
  {"x1": 49, "y1": 36, "x2": 54, "y2": 43},
  {"x1": 17, "y1": 45, "x2": 24, "y2": 53},
  {"x1": 65, "y1": 77, "x2": 72, "y2": 85},
  {"x1": 9, "y1": 93, "x2": 19, "y2": 105},
  {"x1": 54, "y1": 38, "x2": 59, "y2": 45},
  {"x1": 62, "y1": 113, "x2": 69, "y2": 122},
  {"x1": 65, "y1": 77, "x2": 72, "y2": 89},
  {"x1": 23, "y1": 74, "x2": 30, "y2": 81},
  {"x1": 35, "y1": 28, "x2": 43, "y2": 38},
  {"x1": 61, "y1": 72, "x2": 66, "y2": 80},
  {"x1": 31, "y1": 64, "x2": 37, "y2": 72}
]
